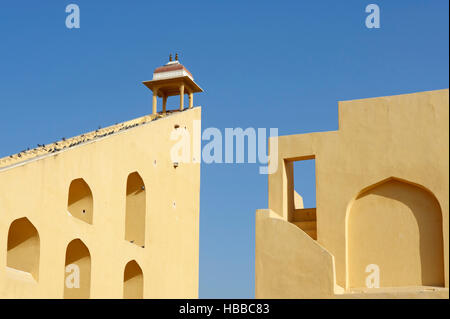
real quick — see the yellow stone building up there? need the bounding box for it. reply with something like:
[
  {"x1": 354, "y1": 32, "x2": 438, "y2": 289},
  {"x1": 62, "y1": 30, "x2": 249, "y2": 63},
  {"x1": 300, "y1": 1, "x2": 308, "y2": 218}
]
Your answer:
[
  {"x1": 1, "y1": 54, "x2": 448, "y2": 300},
  {"x1": 0, "y1": 57, "x2": 202, "y2": 298},
  {"x1": 256, "y1": 89, "x2": 449, "y2": 299}
]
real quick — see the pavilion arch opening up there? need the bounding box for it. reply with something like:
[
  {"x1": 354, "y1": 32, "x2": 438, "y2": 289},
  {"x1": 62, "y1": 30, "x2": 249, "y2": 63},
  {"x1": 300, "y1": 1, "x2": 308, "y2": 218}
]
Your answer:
[
  {"x1": 7, "y1": 217, "x2": 40, "y2": 281},
  {"x1": 123, "y1": 260, "x2": 144, "y2": 299},
  {"x1": 125, "y1": 172, "x2": 146, "y2": 247},
  {"x1": 67, "y1": 178, "x2": 93, "y2": 224},
  {"x1": 347, "y1": 177, "x2": 444, "y2": 288},
  {"x1": 64, "y1": 239, "x2": 91, "y2": 299}
]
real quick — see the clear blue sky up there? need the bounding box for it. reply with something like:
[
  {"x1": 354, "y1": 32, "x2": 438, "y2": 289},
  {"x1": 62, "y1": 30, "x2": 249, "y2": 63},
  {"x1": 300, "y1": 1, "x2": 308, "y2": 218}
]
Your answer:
[{"x1": 0, "y1": 1, "x2": 448, "y2": 298}]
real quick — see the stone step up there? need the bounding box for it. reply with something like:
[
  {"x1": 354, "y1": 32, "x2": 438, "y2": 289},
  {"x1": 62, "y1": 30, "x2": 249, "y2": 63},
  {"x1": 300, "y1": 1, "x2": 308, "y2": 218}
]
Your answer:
[
  {"x1": 293, "y1": 220, "x2": 317, "y2": 230},
  {"x1": 304, "y1": 229, "x2": 317, "y2": 240},
  {"x1": 292, "y1": 208, "x2": 316, "y2": 222}
]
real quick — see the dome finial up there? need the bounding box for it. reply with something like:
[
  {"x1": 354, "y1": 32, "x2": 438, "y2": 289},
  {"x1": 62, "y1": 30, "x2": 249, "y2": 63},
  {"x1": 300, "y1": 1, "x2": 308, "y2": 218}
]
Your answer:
[
  {"x1": 169, "y1": 54, "x2": 173, "y2": 62},
  {"x1": 175, "y1": 53, "x2": 179, "y2": 61}
]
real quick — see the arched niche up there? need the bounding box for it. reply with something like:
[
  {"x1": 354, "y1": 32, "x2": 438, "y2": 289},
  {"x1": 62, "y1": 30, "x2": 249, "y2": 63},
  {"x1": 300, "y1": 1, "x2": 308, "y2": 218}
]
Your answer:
[
  {"x1": 347, "y1": 177, "x2": 444, "y2": 288},
  {"x1": 125, "y1": 172, "x2": 146, "y2": 247},
  {"x1": 67, "y1": 178, "x2": 93, "y2": 224},
  {"x1": 7, "y1": 217, "x2": 40, "y2": 281},
  {"x1": 64, "y1": 239, "x2": 91, "y2": 299},
  {"x1": 123, "y1": 260, "x2": 144, "y2": 299}
]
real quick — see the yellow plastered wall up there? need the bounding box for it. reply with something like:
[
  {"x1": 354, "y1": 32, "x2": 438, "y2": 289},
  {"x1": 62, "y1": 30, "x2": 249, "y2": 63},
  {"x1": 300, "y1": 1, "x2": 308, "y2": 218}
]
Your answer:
[
  {"x1": 259, "y1": 89, "x2": 449, "y2": 298},
  {"x1": 0, "y1": 107, "x2": 201, "y2": 298}
]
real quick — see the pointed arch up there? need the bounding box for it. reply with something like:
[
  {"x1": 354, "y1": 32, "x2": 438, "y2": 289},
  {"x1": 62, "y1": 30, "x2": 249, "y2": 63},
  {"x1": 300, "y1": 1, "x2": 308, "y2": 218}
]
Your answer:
[
  {"x1": 64, "y1": 239, "x2": 91, "y2": 299},
  {"x1": 67, "y1": 178, "x2": 93, "y2": 224},
  {"x1": 125, "y1": 172, "x2": 146, "y2": 246},
  {"x1": 7, "y1": 217, "x2": 40, "y2": 280},
  {"x1": 346, "y1": 177, "x2": 444, "y2": 288},
  {"x1": 123, "y1": 260, "x2": 144, "y2": 299}
]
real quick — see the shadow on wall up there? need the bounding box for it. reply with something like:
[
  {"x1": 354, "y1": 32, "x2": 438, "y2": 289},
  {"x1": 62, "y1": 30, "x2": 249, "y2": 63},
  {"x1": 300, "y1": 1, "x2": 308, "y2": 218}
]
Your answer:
[
  {"x1": 64, "y1": 239, "x2": 91, "y2": 299},
  {"x1": 124, "y1": 260, "x2": 144, "y2": 299},
  {"x1": 347, "y1": 177, "x2": 444, "y2": 288},
  {"x1": 7, "y1": 217, "x2": 40, "y2": 281},
  {"x1": 67, "y1": 178, "x2": 93, "y2": 224}
]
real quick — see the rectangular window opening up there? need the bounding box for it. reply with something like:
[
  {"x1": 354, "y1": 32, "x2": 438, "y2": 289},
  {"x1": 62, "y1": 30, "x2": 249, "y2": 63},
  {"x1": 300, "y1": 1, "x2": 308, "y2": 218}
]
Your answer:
[
  {"x1": 293, "y1": 159, "x2": 316, "y2": 209},
  {"x1": 292, "y1": 158, "x2": 317, "y2": 240}
]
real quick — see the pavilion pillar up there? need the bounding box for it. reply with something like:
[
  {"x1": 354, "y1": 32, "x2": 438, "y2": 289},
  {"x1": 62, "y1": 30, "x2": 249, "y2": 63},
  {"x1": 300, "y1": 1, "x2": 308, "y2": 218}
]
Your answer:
[
  {"x1": 179, "y1": 84, "x2": 185, "y2": 110},
  {"x1": 189, "y1": 91, "x2": 193, "y2": 109},
  {"x1": 162, "y1": 95, "x2": 167, "y2": 114},
  {"x1": 152, "y1": 88, "x2": 159, "y2": 115}
]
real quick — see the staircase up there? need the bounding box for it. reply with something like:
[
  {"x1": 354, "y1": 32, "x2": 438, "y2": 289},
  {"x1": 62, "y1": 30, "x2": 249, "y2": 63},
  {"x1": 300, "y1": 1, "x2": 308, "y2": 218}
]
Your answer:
[{"x1": 292, "y1": 208, "x2": 317, "y2": 240}]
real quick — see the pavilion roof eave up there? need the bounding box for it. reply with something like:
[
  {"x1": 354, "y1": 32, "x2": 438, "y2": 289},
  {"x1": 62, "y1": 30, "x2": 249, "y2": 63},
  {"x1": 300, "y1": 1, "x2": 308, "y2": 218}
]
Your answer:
[{"x1": 142, "y1": 76, "x2": 203, "y2": 97}]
